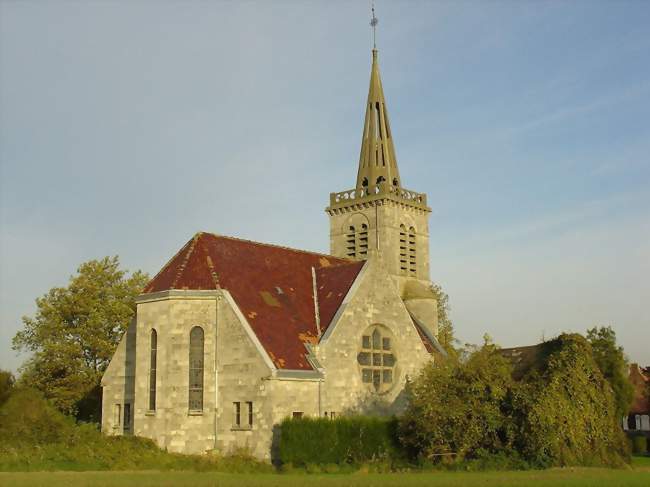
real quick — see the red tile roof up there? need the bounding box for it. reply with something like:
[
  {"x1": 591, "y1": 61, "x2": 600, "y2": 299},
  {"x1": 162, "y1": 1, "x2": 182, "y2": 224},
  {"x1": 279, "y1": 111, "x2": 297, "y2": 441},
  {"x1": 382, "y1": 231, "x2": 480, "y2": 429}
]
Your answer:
[{"x1": 143, "y1": 232, "x2": 364, "y2": 370}]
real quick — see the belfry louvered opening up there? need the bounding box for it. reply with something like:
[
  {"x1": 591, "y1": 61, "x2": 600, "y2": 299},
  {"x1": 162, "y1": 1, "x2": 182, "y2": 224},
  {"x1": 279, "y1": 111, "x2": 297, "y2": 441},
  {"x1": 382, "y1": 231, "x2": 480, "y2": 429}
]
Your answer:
[
  {"x1": 346, "y1": 224, "x2": 369, "y2": 259},
  {"x1": 408, "y1": 227, "x2": 416, "y2": 275},
  {"x1": 399, "y1": 225, "x2": 408, "y2": 274}
]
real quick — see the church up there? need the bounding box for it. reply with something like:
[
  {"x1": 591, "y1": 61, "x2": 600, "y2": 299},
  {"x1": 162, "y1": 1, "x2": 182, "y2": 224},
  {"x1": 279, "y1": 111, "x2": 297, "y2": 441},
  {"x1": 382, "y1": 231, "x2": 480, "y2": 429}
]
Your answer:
[{"x1": 101, "y1": 47, "x2": 445, "y2": 459}]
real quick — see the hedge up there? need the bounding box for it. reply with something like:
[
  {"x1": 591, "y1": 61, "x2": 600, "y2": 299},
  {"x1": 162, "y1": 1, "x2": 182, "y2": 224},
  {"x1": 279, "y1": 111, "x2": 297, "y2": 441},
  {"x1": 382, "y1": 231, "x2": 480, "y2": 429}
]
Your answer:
[
  {"x1": 631, "y1": 435, "x2": 648, "y2": 455},
  {"x1": 277, "y1": 416, "x2": 399, "y2": 466}
]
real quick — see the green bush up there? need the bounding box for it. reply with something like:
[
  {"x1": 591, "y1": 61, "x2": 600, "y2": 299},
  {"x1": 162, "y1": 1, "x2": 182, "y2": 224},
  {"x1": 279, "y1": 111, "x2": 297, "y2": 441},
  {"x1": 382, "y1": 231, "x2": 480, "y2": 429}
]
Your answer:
[
  {"x1": 278, "y1": 416, "x2": 399, "y2": 466},
  {"x1": 399, "y1": 334, "x2": 630, "y2": 469},
  {"x1": 512, "y1": 334, "x2": 629, "y2": 468},
  {"x1": 0, "y1": 370, "x2": 14, "y2": 406},
  {"x1": 0, "y1": 387, "x2": 272, "y2": 472},
  {"x1": 631, "y1": 435, "x2": 648, "y2": 455}
]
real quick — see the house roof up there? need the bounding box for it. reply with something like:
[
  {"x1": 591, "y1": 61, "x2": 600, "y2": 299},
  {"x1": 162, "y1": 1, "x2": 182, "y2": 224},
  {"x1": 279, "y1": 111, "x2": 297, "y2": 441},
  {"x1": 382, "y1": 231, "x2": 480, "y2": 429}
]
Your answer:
[
  {"x1": 499, "y1": 344, "x2": 546, "y2": 380},
  {"x1": 629, "y1": 363, "x2": 650, "y2": 415},
  {"x1": 143, "y1": 232, "x2": 365, "y2": 370}
]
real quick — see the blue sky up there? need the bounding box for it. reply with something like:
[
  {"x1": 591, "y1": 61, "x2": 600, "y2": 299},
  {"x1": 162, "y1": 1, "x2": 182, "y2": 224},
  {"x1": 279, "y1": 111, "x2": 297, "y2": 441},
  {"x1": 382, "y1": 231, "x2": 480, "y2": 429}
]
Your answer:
[{"x1": 1, "y1": 1, "x2": 649, "y2": 372}]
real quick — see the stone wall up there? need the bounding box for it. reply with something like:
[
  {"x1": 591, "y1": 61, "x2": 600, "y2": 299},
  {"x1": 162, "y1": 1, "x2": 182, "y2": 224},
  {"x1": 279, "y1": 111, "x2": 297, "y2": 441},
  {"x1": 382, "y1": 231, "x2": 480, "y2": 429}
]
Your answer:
[{"x1": 132, "y1": 291, "x2": 218, "y2": 454}]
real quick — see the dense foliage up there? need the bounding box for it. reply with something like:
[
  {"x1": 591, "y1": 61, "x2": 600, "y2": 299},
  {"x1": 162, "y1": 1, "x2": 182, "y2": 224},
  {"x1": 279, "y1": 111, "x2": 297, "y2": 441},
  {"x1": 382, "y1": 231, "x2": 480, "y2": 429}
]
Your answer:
[
  {"x1": 278, "y1": 416, "x2": 399, "y2": 467},
  {"x1": 399, "y1": 340, "x2": 515, "y2": 462},
  {"x1": 586, "y1": 326, "x2": 635, "y2": 419},
  {"x1": 0, "y1": 387, "x2": 271, "y2": 472},
  {"x1": 512, "y1": 334, "x2": 629, "y2": 467},
  {"x1": 0, "y1": 370, "x2": 14, "y2": 406},
  {"x1": 399, "y1": 334, "x2": 630, "y2": 468},
  {"x1": 12, "y1": 256, "x2": 148, "y2": 419}
]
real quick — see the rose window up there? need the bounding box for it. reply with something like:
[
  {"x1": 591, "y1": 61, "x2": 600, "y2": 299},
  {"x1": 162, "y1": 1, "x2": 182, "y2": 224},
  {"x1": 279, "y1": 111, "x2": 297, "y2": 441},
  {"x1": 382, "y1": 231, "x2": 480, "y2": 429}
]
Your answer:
[{"x1": 357, "y1": 327, "x2": 396, "y2": 393}]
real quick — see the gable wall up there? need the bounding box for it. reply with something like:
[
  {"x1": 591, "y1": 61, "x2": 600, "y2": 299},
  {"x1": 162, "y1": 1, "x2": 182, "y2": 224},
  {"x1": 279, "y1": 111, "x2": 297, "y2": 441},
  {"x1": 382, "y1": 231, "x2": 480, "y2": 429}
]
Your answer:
[
  {"x1": 213, "y1": 292, "x2": 276, "y2": 459},
  {"x1": 316, "y1": 257, "x2": 433, "y2": 414}
]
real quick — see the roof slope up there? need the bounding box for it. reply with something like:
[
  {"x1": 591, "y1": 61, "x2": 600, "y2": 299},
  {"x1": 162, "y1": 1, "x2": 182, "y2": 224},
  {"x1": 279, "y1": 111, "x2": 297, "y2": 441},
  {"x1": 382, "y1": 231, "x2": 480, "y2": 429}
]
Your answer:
[
  {"x1": 629, "y1": 363, "x2": 650, "y2": 415},
  {"x1": 143, "y1": 232, "x2": 364, "y2": 370}
]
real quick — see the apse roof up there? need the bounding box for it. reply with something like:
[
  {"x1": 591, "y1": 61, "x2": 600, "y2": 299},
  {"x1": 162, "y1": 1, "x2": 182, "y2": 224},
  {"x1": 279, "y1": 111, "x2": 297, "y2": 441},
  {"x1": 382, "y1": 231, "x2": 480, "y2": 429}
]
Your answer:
[{"x1": 143, "y1": 232, "x2": 364, "y2": 370}]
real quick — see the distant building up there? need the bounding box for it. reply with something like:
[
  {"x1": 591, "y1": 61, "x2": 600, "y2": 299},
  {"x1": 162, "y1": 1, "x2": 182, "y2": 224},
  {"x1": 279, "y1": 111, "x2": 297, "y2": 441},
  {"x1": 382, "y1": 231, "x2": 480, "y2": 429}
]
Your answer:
[
  {"x1": 623, "y1": 363, "x2": 650, "y2": 435},
  {"x1": 100, "y1": 48, "x2": 446, "y2": 459}
]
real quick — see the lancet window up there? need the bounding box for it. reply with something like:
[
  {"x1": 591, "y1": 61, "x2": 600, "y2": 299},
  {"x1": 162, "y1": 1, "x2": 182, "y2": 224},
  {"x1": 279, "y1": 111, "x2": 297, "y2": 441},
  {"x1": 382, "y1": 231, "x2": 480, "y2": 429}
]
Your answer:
[
  {"x1": 188, "y1": 326, "x2": 204, "y2": 412},
  {"x1": 149, "y1": 329, "x2": 157, "y2": 411}
]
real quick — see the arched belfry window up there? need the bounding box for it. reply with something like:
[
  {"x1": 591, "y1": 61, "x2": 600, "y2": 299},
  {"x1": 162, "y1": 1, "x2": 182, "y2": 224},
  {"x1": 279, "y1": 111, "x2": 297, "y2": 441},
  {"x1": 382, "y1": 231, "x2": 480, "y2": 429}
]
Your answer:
[
  {"x1": 188, "y1": 326, "x2": 204, "y2": 412},
  {"x1": 408, "y1": 227, "x2": 417, "y2": 276},
  {"x1": 345, "y1": 218, "x2": 370, "y2": 259},
  {"x1": 399, "y1": 225, "x2": 408, "y2": 274},
  {"x1": 149, "y1": 329, "x2": 157, "y2": 411},
  {"x1": 346, "y1": 225, "x2": 357, "y2": 258}
]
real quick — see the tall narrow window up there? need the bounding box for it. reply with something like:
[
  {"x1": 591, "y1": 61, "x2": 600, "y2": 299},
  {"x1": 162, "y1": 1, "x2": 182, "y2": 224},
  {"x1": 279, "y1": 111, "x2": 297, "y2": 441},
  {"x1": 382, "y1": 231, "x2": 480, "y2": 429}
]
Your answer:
[
  {"x1": 149, "y1": 329, "x2": 157, "y2": 411},
  {"x1": 399, "y1": 225, "x2": 408, "y2": 274},
  {"x1": 189, "y1": 326, "x2": 204, "y2": 412},
  {"x1": 408, "y1": 227, "x2": 417, "y2": 275}
]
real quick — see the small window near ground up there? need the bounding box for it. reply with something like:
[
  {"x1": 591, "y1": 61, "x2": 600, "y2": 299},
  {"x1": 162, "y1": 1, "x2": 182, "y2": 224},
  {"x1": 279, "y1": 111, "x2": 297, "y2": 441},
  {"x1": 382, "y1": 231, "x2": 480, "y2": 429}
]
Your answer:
[
  {"x1": 233, "y1": 402, "x2": 241, "y2": 427},
  {"x1": 123, "y1": 403, "x2": 131, "y2": 431},
  {"x1": 292, "y1": 411, "x2": 304, "y2": 419},
  {"x1": 246, "y1": 401, "x2": 253, "y2": 427},
  {"x1": 113, "y1": 404, "x2": 121, "y2": 429}
]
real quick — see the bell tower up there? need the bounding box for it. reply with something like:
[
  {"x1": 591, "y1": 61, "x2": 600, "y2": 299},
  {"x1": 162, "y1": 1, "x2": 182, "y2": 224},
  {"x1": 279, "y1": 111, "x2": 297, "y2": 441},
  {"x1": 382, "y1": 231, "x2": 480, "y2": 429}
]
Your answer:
[{"x1": 326, "y1": 48, "x2": 432, "y2": 286}]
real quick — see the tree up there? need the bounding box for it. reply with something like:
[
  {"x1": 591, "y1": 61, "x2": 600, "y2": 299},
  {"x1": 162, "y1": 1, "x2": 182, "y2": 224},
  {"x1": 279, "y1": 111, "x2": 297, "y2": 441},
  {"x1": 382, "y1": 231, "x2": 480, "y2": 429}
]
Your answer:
[
  {"x1": 429, "y1": 283, "x2": 457, "y2": 357},
  {"x1": 586, "y1": 326, "x2": 634, "y2": 420},
  {"x1": 0, "y1": 370, "x2": 14, "y2": 406},
  {"x1": 13, "y1": 256, "x2": 148, "y2": 419}
]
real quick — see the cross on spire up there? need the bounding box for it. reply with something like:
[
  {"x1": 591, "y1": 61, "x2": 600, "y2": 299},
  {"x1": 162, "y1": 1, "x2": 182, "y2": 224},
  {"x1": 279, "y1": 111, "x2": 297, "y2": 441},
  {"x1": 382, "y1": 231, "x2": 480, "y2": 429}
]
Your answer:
[{"x1": 370, "y1": 1, "x2": 378, "y2": 49}]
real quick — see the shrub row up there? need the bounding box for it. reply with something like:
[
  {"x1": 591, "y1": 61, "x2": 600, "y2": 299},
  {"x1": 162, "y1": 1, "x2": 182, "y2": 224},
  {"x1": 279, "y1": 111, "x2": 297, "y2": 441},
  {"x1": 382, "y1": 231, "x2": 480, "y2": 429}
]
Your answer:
[
  {"x1": 0, "y1": 388, "x2": 272, "y2": 472},
  {"x1": 277, "y1": 416, "x2": 400, "y2": 466}
]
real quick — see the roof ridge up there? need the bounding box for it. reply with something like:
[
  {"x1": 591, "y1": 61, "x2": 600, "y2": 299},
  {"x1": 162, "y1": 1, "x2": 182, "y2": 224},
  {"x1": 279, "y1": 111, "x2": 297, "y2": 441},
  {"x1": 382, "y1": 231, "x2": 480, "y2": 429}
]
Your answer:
[
  {"x1": 199, "y1": 231, "x2": 354, "y2": 263},
  {"x1": 143, "y1": 233, "x2": 201, "y2": 292}
]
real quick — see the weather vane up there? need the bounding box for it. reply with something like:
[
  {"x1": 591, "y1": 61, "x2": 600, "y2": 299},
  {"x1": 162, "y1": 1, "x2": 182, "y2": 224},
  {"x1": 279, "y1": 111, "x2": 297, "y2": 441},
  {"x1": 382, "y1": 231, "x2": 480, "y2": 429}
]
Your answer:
[{"x1": 370, "y1": 1, "x2": 378, "y2": 49}]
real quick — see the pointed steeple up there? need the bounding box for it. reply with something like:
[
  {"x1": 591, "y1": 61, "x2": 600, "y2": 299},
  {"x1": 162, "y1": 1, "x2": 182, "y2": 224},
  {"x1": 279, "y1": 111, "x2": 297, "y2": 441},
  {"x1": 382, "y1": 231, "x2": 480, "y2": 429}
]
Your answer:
[{"x1": 356, "y1": 49, "x2": 401, "y2": 192}]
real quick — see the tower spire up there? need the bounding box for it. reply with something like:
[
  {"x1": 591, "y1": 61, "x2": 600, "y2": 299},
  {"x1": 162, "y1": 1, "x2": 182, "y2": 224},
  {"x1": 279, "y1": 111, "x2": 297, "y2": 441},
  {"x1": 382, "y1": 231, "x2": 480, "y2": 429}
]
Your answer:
[{"x1": 355, "y1": 47, "x2": 401, "y2": 192}]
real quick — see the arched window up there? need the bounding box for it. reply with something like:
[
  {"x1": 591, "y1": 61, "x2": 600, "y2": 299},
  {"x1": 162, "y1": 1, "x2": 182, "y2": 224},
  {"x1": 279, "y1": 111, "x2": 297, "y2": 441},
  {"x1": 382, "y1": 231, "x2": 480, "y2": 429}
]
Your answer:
[
  {"x1": 149, "y1": 329, "x2": 157, "y2": 411},
  {"x1": 399, "y1": 225, "x2": 408, "y2": 274},
  {"x1": 408, "y1": 227, "x2": 417, "y2": 275},
  {"x1": 188, "y1": 326, "x2": 204, "y2": 412}
]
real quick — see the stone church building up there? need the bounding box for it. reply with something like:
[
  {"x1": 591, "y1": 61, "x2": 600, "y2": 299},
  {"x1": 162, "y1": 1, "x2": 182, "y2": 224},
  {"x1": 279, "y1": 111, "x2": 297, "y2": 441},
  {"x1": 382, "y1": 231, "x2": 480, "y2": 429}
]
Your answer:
[{"x1": 101, "y1": 48, "x2": 445, "y2": 459}]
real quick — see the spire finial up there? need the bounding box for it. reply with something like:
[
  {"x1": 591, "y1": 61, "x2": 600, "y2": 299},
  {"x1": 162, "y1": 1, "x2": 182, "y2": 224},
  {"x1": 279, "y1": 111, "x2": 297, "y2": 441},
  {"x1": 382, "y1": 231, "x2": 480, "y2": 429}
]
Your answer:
[{"x1": 370, "y1": 1, "x2": 378, "y2": 50}]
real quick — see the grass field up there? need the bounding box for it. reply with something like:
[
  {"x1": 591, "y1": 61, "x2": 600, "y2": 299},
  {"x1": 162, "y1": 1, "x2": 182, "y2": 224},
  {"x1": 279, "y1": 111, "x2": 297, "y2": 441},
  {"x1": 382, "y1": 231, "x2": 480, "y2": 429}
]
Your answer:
[{"x1": 1, "y1": 459, "x2": 649, "y2": 487}]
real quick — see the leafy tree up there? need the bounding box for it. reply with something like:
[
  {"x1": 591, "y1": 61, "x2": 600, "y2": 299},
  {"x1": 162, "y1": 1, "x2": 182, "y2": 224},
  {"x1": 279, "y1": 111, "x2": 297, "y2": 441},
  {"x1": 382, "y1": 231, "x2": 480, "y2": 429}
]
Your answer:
[
  {"x1": 430, "y1": 283, "x2": 457, "y2": 357},
  {"x1": 586, "y1": 326, "x2": 634, "y2": 420},
  {"x1": 13, "y1": 256, "x2": 148, "y2": 419},
  {"x1": 0, "y1": 370, "x2": 14, "y2": 406},
  {"x1": 399, "y1": 338, "x2": 515, "y2": 461}
]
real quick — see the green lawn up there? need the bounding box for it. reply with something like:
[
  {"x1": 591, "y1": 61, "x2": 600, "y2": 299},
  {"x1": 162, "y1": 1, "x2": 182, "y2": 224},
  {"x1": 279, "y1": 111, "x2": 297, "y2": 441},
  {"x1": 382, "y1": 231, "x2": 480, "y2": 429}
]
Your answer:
[{"x1": 1, "y1": 465, "x2": 650, "y2": 487}]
